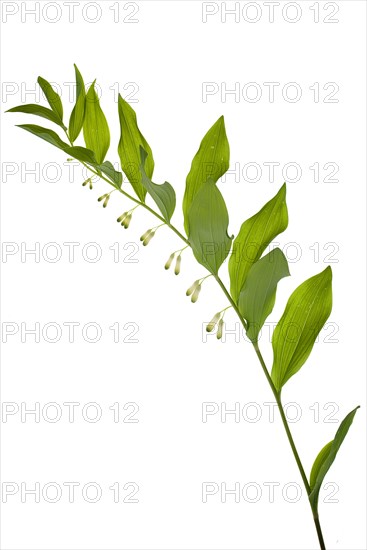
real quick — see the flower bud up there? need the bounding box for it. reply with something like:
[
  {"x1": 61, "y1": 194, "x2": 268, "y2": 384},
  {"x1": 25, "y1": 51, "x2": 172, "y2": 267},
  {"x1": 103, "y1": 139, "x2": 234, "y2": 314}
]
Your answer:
[
  {"x1": 186, "y1": 279, "x2": 199, "y2": 296},
  {"x1": 140, "y1": 229, "x2": 152, "y2": 242},
  {"x1": 123, "y1": 213, "x2": 132, "y2": 228},
  {"x1": 89, "y1": 180, "x2": 93, "y2": 190},
  {"x1": 174, "y1": 254, "x2": 181, "y2": 275},
  {"x1": 142, "y1": 230, "x2": 156, "y2": 246},
  {"x1": 206, "y1": 312, "x2": 221, "y2": 333},
  {"x1": 216, "y1": 318, "x2": 224, "y2": 340},
  {"x1": 165, "y1": 252, "x2": 175, "y2": 270},
  {"x1": 191, "y1": 284, "x2": 202, "y2": 303},
  {"x1": 98, "y1": 193, "x2": 108, "y2": 202},
  {"x1": 117, "y1": 213, "x2": 127, "y2": 223},
  {"x1": 103, "y1": 195, "x2": 110, "y2": 208},
  {"x1": 82, "y1": 178, "x2": 91, "y2": 187}
]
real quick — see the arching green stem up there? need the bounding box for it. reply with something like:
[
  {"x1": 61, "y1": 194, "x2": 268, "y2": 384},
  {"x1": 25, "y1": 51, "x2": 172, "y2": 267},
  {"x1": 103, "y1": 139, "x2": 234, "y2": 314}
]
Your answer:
[{"x1": 75, "y1": 158, "x2": 326, "y2": 550}]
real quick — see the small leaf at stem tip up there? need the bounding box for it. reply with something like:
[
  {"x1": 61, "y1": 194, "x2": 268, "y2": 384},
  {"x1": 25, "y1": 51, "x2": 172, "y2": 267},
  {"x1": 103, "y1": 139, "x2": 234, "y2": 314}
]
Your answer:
[
  {"x1": 206, "y1": 312, "x2": 221, "y2": 332},
  {"x1": 6, "y1": 104, "x2": 66, "y2": 129},
  {"x1": 16, "y1": 124, "x2": 69, "y2": 151},
  {"x1": 83, "y1": 80, "x2": 110, "y2": 164},
  {"x1": 174, "y1": 255, "x2": 181, "y2": 275},
  {"x1": 37, "y1": 76, "x2": 64, "y2": 122},
  {"x1": 216, "y1": 318, "x2": 224, "y2": 340},
  {"x1": 191, "y1": 284, "x2": 202, "y2": 303},
  {"x1": 69, "y1": 64, "x2": 86, "y2": 142},
  {"x1": 186, "y1": 280, "x2": 200, "y2": 297},
  {"x1": 165, "y1": 252, "x2": 175, "y2": 270}
]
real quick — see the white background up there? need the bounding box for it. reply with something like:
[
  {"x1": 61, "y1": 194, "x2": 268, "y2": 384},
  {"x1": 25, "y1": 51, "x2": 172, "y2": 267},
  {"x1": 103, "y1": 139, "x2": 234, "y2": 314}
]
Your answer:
[{"x1": 0, "y1": 1, "x2": 366, "y2": 549}]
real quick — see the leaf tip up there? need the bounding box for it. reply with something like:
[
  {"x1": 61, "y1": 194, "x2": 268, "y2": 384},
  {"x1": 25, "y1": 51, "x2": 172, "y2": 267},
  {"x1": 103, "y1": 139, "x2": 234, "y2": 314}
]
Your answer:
[
  {"x1": 323, "y1": 265, "x2": 333, "y2": 280},
  {"x1": 278, "y1": 182, "x2": 287, "y2": 198}
]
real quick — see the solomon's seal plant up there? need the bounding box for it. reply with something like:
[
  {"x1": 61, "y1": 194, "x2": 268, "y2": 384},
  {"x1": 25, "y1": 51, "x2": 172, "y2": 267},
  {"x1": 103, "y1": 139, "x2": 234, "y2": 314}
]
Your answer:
[{"x1": 7, "y1": 65, "x2": 359, "y2": 550}]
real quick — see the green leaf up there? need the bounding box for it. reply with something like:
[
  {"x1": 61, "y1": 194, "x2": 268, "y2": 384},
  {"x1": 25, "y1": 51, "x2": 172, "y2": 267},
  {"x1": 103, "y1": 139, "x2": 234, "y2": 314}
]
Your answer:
[
  {"x1": 69, "y1": 64, "x2": 86, "y2": 143},
  {"x1": 83, "y1": 80, "x2": 110, "y2": 164},
  {"x1": 271, "y1": 266, "x2": 333, "y2": 392},
  {"x1": 16, "y1": 127, "x2": 121, "y2": 190},
  {"x1": 183, "y1": 116, "x2": 229, "y2": 235},
  {"x1": 37, "y1": 76, "x2": 63, "y2": 123},
  {"x1": 97, "y1": 161, "x2": 123, "y2": 188},
  {"x1": 17, "y1": 124, "x2": 69, "y2": 151},
  {"x1": 64, "y1": 147, "x2": 122, "y2": 187},
  {"x1": 188, "y1": 178, "x2": 232, "y2": 275},
  {"x1": 117, "y1": 94, "x2": 154, "y2": 202},
  {"x1": 309, "y1": 406, "x2": 359, "y2": 513},
  {"x1": 6, "y1": 104, "x2": 66, "y2": 129},
  {"x1": 309, "y1": 441, "x2": 333, "y2": 492},
  {"x1": 139, "y1": 147, "x2": 176, "y2": 222},
  {"x1": 228, "y1": 184, "x2": 288, "y2": 304},
  {"x1": 238, "y1": 248, "x2": 290, "y2": 342},
  {"x1": 64, "y1": 146, "x2": 97, "y2": 164}
]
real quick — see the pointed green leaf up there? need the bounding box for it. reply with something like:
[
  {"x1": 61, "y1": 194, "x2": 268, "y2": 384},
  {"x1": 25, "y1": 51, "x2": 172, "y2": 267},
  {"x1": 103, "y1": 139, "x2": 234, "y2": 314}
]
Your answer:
[
  {"x1": 83, "y1": 80, "x2": 110, "y2": 164},
  {"x1": 6, "y1": 104, "x2": 66, "y2": 129},
  {"x1": 69, "y1": 64, "x2": 86, "y2": 143},
  {"x1": 64, "y1": 146, "x2": 97, "y2": 164},
  {"x1": 117, "y1": 94, "x2": 154, "y2": 202},
  {"x1": 229, "y1": 184, "x2": 288, "y2": 304},
  {"x1": 65, "y1": 147, "x2": 122, "y2": 187},
  {"x1": 15, "y1": 127, "x2": 121, "y2": 190},
  {"x1": 65, "y1": 148, "x2": 122, "y2": 186},
  {"x1": 309, "y1": 406, "x2": 359, "y2": 513},
  {"x1": 238, "y1": 248, "x2": 290, "y2": 342},
  {"x1": 183, "y1": 116, "x2": 229, "y2": 235},
  {"x1": 271, "y1": 266, "x2": 333, "y2": 392},
  {"x1": 97, "y1": 161, "x2": 123, "y2": 188},
  {"x1": 139, "y1": 147, "x2": 176, "y2": 222},
  {"x1": 309, "y1": 441, "x2": 333, "y2": 492},
  {"x1": 17, "y1": 124, "x2": 69, "y2": 151},
  {"x1": 188, "y1": 178, "x2": 232, "y2": 275},
  {"x1": 37, "y1": 76, "x2": 63, "y2": 123}
]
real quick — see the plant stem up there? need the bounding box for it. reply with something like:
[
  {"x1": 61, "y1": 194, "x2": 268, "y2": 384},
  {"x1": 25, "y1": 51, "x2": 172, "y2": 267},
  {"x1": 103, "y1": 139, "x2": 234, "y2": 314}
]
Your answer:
[
  {"x1": 252, "y1": 342, "x2": 311, "y2": 494},
  {"x1": 215, "y1": 276, "x2": 326, "y2": 549},
  {"x1": 314, "y1": 516, "x2": 326, "y2": 550},
  {"x1": 77, "y1": 162, "x2": 326, "y2": 549},
  {"x1": 86, "y1": 162, "x2": 190, "y2": 245}
]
